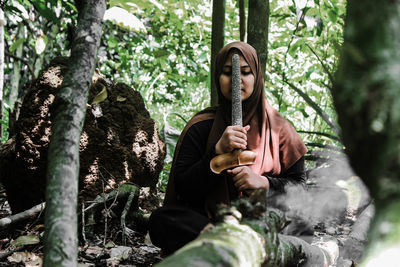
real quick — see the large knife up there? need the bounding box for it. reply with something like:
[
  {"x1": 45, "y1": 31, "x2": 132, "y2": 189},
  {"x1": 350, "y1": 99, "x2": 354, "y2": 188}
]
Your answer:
[{"x1": 210, "y1": 54, "x2": 256, "y2": 174}]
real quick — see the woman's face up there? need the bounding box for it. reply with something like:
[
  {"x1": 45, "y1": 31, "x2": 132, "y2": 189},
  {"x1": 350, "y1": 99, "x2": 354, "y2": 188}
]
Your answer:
[{"x1": 219, "y1": 53, "x2": 255, "y2": 101}]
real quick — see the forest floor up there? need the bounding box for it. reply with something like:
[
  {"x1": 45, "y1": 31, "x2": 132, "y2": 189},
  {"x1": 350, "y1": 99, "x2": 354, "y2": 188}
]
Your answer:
[
  {"x1": 0, "y1": 158, "x2": 372, "y2": 266},
  {"x1": 0, "y1": 184, "x2": 165, "y2": 266}
]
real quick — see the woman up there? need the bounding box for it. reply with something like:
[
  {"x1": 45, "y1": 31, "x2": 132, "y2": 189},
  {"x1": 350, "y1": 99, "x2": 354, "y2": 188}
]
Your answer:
[{"x1": 149, "y1": 42, "x2": 308, "y2": 255}]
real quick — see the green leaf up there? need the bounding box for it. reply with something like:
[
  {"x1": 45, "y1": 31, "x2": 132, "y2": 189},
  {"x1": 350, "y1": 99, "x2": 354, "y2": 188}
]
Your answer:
[
  {"x1": 32, "y1": 1, "x2": 58, "y2": 22},
  {"x1": 288, "y1": 39, "x2": 304, "y2": 57},
  {"x1": 107, "y1": 36, "x2": 119, "y2": 48},
  {"x1": 328, "y1": 9, "x2": 338, "y2": 23},
  {"x1": 62, "y1": 1, "x2": 78, "y2": 12},
  {"x1": 305, "y1": 68, "x2": 314, "y2": 79},
  {"x1": 289, "y1": 5, "x2": 297, "y2": 15},
  {"x1": 11, "y1": 235, "x2": 40, "y2": 247},
  {"x1": 9, "y1": 38, "x2": 25, "y2": 52},
  {"x1": 92, "y1": 86, "x2": 108, "y2": 104},
  {"x1": 48, "y1": 0, "x2": 57, "y2": 7},
  {"x1": 154, "y1": 49, "x2": 170, "y2": 58}
]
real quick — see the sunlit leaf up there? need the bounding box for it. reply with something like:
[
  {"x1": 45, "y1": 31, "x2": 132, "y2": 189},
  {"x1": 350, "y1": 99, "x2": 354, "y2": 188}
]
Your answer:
[
  {"x1": 11, "y1": 235, "x2": 40, "y2": 247},
  {"x1": 328, "y1": 9, "x2": 338, "y2": 23},
  {"x1": 35, "y1": 35, "x2": 48, "y2": 55},
  {"x1": 288, "y1": 39, "x2": 304, "y2": 57},
  {"x1": 92, "y1": 87, "x2": 108, "y2": 104},
  {"x1": 117, "y1": 96, "x2": 127, "y2": 102},
  {"x1": 107, "y1": 36, "x2": 119, "y2": 48},
  {"x1": 9, "y1": 38, "x2": 25, "y2": 52},
  {"x1": 103, "y1": 7, "x2": 147, "y2": 33}
]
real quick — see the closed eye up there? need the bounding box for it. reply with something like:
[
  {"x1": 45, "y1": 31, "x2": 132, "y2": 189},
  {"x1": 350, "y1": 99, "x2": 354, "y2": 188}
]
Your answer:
[{"x1": 241, "y1": 66, "x2": 252, "y2": 75}]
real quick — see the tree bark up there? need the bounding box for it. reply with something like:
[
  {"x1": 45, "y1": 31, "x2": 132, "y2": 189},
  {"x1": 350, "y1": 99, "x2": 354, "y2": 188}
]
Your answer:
[
  {"x1": 9, "y1": 23, "x2": 23, "y2": 110},
  {"x1": 210, "y1": 0, "x2": 225, "y2": 106},
  {"x1": 43, "y1": 1, "x2": 105, "y2": 266},
  {"x1": 333, "y1": 0, "x2": 400, "y2": 265},
  {"x1": 0, "y1": 8, "x2": 4, "y2": 140},
  {"x1": 239, "y1": 0, "x2": 246, "y2": 42},
  {"x1": 247, "y1": 0, "x2": 269, "y2": 76}
]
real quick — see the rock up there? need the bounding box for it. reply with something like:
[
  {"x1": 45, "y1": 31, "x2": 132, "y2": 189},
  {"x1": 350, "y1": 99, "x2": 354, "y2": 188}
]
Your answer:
[{"x1": 0, "y1": 58, "x2": 166, "y2": 213}]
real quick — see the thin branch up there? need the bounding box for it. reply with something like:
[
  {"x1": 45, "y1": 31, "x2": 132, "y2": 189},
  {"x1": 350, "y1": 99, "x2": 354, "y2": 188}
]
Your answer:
[
  {"x1": 5, "y1": 51, "x2": 35, "y2": 79},
  {"x1": 305, "y1": 142, "x2": 344, "y2": 152},
  {"x1": 284, "y1": 0, "x2": 309, "y2": 64},
  {"x1": 298, "y1": 130, "x2": 341, "y2": 143},
  {"x1": 281, "y1": 77, "x2": 341, "y2": 136},
  {"x1": 305, "y1": 43, "x2": 335, "y2": 85}
]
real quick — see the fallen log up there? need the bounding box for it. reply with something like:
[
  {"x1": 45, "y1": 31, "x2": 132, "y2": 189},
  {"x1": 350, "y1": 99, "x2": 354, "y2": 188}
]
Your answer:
[
  {"x1": 155, "y1": 191, "x2": 337, "y2": 266},
  {"x1": 0, "y1": 203, "x2": 45, "y2": 229},
  {"x1": 154, "y1": 213, "x2": 266, "y2": 266}
]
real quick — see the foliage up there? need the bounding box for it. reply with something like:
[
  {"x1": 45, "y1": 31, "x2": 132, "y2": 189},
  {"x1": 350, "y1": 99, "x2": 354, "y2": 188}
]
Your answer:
[
  {"x1": 100, "y1": 0, "x2": 213, "y2": 131},
  {"x1": 2, "y1": 0, "x2": 347, "y2": 190},
  {"x1": 267, "y1": 0, "x2": 346, "y2": 147},
  {"x1": 2, "y1": 0, "x2": 76, "y2": 141}
]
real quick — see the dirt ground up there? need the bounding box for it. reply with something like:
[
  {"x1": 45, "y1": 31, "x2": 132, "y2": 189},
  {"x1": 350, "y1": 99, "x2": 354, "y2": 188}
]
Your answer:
[{"x1": 0, "y1": 183, "x2": 164, "y2": 266}]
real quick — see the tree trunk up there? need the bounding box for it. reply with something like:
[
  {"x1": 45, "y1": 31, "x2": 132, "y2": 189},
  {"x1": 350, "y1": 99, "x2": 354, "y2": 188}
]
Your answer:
[
  {"x1": 332, "y1": 0, "x2": 400, "y2": 265},
  {"x1": 247, "y1": 0, "x2": 269, "y2": 76},
  {"x1": 239, "y1": 0, "x2": 246, "y2": 42},
  {"x1": 43, "y1": 1, "x2": 105, "y2": 266},
  {"x1": 9, "y1": 23, "x2": 23, "y2": 110},
  {"x1": 210, "y1": 0, "x2": 225, "y2": 106},
  {"x1": 0, "y1": 8, "x2": 4, "y2": 140}
]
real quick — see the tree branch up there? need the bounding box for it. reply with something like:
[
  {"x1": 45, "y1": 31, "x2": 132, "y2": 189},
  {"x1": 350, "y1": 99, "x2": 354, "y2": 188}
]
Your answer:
[
  {"x1": 0, "y1": 202, "x2": 45, "y2": 228},
  {"x1": 297, "y1": 130, "x2": 341, "y2": 143},
  {"x1": 5, "y1": 51, "x2": 35, "y2": 79},
  {"x1": 305, "y1": 142, "x2": 344, "y2": 152},
  {"x1": 305, "y1": 43, "x2": 335, "y2": 86},
  {"x1": 281, "y1": 77, "x2": 341, "y2": 136}
]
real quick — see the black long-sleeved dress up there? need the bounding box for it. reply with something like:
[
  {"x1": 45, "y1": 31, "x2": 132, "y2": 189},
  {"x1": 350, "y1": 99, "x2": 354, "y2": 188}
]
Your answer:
[
  {"x1": 148, "y1": 119, "x2": 306, "y2": 254},
  {"x1": 174, "y1": 119, "x2": 306, "y2": 213}
]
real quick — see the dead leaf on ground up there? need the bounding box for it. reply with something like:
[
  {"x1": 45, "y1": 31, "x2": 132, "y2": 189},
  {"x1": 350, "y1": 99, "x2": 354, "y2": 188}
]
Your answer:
[{"x1": 8, "y1": 251, "x2": 42, "y2": 266}]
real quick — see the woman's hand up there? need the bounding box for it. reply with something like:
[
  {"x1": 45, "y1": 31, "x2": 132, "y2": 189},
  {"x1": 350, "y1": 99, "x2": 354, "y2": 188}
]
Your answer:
[
  {"x1": 215, "y1": 125, "x2": 250, "y2": 155},
  {"x1": 227, "y1": 166, "x2": 270, "y2": 191}
]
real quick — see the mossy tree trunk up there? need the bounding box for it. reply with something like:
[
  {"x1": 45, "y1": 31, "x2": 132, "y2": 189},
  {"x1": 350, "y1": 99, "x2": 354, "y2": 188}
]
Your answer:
[
  {"x1": 210, "y1": 0, "x2": 225, "y2": 106},
  {"x1": 247, "y1": 0, "x2": 269, "y2": 77},
  {"x1": 43, "y1": 1, "x2": 106, "y2": 266},
  {"x1": 333, "y1": 0, "x2": 400, "y2": 265},
  {"x1": 0, "y1": 8, "x2": 4, "y2": 140}
]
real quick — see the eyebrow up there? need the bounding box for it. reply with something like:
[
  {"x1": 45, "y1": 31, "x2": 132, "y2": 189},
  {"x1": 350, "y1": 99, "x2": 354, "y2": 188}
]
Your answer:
[{"x1": 223, "y1": 65, "x2": 251, "y2": 69}]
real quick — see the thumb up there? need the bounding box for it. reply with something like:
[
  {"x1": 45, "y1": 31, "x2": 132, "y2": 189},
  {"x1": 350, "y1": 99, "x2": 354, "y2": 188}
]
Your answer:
[{"x1": 244, "y1": 125, "x2": 250, "y2": 132}]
